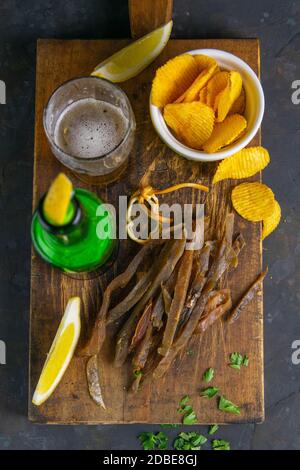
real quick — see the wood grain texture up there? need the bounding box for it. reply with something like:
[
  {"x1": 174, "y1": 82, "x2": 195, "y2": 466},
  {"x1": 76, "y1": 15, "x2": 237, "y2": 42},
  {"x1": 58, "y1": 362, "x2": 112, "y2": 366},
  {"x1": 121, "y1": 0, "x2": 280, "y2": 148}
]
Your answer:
[
  {"x1": 129, "y1": 0, "x2": 173, "y2": 38},
  {"x1": 29, "y1": 38, "x2": 263, "y2": 424}
]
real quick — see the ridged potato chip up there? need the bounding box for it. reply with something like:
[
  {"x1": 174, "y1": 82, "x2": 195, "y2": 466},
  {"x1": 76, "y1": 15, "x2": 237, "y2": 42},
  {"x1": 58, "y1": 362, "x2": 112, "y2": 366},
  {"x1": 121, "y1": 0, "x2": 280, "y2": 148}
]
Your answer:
[
  {"x1": 175, "y1": 64, "x2": 218, "y2": 103},
  {"x1": 232, "y1": 182, "x2": 276, "y2": 222},
  {"x1": 194, "y1": 54, "x2": 219, "y2": 71},
  {"x1": 262, "y1": 200, "x2": 281, "y2": 239},
  {"x1": 215, "y1": 71, "x2": 242, "y2": 122},
  {"x1": 203, "y1": 114, "x2": 247, "y2": 153},
  {"x1": 228, "y1": 86, "x2": 246, "y2": 115},
  {"x1": 213, "y1": 147, "x2": 270, "y2": 183},
  {"x1": 151, "y1": 54, "x2": 199, "y2": 107},
  {"x1": 164, "y1": 101, "x2": 214, "y2": 149},
  {"x1": 206, "y1": 71, "x2": 229, "y2": 108},
  {"x1": 199, "y1": 86, "x2": 207, "y2": 104}
]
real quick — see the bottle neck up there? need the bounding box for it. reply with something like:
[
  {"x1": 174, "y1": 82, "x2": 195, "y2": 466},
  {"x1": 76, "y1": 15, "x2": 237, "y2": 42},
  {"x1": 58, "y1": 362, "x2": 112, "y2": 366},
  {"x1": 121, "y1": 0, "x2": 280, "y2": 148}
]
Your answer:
[{"x1": 37, "y1": 194, "x2": 86, "y2": 245}]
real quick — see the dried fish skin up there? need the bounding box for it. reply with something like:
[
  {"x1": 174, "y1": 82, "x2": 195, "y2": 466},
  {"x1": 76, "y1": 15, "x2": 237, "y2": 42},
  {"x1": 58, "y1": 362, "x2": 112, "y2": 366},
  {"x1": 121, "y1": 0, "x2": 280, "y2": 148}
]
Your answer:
[
  {"x1": 130, "y1": 300, "x2": 153, "y2": 350},
  {"x1": 228, "y1": 268, "x2": 268, "y2": 324},
  {"x1": 114, "y1": 238, "x2": 186, "y2": 367},
  {"x1": 86, "y1": 355, "x2": 106, "y2": 408}
]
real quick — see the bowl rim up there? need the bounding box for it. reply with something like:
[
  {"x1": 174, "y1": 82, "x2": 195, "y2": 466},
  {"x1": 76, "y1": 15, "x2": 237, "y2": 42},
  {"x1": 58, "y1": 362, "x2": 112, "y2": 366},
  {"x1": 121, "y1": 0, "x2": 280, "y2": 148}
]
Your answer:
[{"x1": 149, "y1": 48, "x2": 265, "y2": 162}]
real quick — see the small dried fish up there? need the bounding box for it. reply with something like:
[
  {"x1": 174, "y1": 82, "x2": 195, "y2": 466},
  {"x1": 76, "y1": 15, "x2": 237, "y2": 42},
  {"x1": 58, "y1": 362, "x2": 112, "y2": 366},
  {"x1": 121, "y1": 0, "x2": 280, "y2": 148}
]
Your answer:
[
  {"x1": 159, "y1": 249, "x2": 193, "y2": 356},
  {"x1": 228, "y1": 268, "x2": 268, "y2": 324},
  {"x1": 196, "y1": 289, "x2": 232, "y2": 334},
  {"x1": 86, "y1": 355, "x2": 106, "y2": 409},
  {"x1": 161, "y1": 283, "x2": 172, "y2": 315},
  {"x1": 130, "y1": 300, "x2": 152, "y2": 351},
  {"x1": 114, "y1": 237, "x2": 186, "y2": 367}
]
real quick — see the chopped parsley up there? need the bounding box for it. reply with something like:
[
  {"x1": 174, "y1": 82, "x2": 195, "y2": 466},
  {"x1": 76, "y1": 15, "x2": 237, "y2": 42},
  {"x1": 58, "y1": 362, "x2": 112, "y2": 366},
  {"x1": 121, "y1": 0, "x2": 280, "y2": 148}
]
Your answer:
[
  {"x1": 208, "y1": 424, "x2": 219, "y2": 435},
  {"x1": 139, "y1": 431, "x2": 168, "y2": 450},
  {"x1": 174, "y1": 432, "x2": 207, "y2": 450},
  {"x1": 178, "y1": 395, "x2": 198, "y2": 425},
  {"x1": 218, "y1": 395, "x2": 240, "y2": 414},
  {"x1": 212, "y1": 439, "x2": 230, "y2": 450},
  {"x1": 229, "y1": 352, "x2": 249, "y2": 370},
  {"x1": 200, "y1": 387, "x2": 219, "y2": 399},
  {"x1": 203, "y1": 367, "x2": 214, "y2": 383}
]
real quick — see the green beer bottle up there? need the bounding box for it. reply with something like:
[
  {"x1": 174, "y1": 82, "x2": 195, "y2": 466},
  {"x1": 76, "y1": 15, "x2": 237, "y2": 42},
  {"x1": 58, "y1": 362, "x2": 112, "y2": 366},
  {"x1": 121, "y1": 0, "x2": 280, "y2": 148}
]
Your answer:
[{"x1": 31, "y1": 175, "x2": 117, "y2": 277}]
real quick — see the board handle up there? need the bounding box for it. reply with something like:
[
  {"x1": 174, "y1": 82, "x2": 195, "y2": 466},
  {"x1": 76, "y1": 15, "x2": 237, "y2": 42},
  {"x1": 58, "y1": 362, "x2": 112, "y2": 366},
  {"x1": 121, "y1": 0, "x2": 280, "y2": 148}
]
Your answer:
[{"x1": 128, "y1": 0, "x2": 173, "y2": 38}]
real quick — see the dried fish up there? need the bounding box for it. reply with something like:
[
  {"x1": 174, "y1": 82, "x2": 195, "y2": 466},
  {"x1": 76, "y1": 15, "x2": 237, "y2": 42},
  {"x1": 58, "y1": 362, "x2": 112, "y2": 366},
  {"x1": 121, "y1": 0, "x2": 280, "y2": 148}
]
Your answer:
[
  {"x1": 86, "y1": 355, "x2": 106, "y2": 408},
  {"x1": 161, "y1": 283, "x2": 172, "y2": 315},
  {"x1": 196, "y1": 289, "x2": 232, "y2": 334},
  {"x1": 228, "y1": 268, "x2": 268, "y2": 324},
  {"x1": 159, "y1": 249, "x2": 193, "y2": 356},
  {"x1": 130, "y1": 300, "x2": 152, "y2": 350},
  {"x1": 152, "y1": 269, "x2": 178, "y2": 329},
  {"x1": 114, "y1": 237, "x2": 186, "y2": 367}
]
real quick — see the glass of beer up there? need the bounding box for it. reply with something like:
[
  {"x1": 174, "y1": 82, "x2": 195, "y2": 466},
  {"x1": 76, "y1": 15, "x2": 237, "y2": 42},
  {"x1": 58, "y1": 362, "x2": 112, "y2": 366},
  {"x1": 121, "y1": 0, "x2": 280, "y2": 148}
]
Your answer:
[{"x1": 43, "y1": 77, "x2": 136, "y2": 185}]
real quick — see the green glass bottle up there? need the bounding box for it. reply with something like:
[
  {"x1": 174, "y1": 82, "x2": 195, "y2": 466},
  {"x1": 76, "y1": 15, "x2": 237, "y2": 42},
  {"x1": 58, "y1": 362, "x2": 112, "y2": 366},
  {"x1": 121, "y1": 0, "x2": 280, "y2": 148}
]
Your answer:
[{"x1": 31, "y1": 188, "x2": 117, "y2": 277}]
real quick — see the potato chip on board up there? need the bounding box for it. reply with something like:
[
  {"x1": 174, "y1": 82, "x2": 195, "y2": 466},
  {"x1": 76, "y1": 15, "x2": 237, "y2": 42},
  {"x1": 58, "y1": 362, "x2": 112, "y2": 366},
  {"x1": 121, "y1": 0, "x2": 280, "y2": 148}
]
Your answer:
[
  {"x1": 175, "y1": 64, "x2": 218, "y2": 103},
  {"x1": 228, "y1": 86, "x2": 246, "y2": 115},
  {"x1": 203, "y1": 114, "x2": 247, "y2": 153},
  {"x1": 164, "y1": 101, "x2": 214, "y2": 149},
  {"x1": 215, "y1": 71, "x2": 242, "y2": 122},
  {"x1": 205, "y1": 71, "x2": 229, "y2": 108},
  {"x1": 232, "y1": 182, "x2": 276, "y2": 222},
  {"x1": 262, "y1": 200, "x2": 281, "y2": 239},
  {"x1": 151, "y1": 54, "x2": 199, "y2": 107},
  {"x1": 213, "y1": 147, "x2": 270, "y2": 183}
]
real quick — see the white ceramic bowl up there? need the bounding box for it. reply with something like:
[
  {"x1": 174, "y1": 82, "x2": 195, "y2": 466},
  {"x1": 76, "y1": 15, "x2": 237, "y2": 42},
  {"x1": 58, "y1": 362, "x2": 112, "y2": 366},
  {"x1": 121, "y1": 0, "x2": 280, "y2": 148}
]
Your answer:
[{"x1": 150, "y1": 48, "x2": 265, "y2": 162}]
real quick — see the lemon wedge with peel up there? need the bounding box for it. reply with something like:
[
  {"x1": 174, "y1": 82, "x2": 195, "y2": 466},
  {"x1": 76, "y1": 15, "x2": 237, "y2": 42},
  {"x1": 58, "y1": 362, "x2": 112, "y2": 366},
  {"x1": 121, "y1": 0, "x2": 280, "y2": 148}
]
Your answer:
[
  {"x1": 32, "y1": 297, "x2": 81, "y2": 406},
  {"x1": 91, "y1": 20, "x2": 173, "y2": 82},
  {"x1": 43, "y1": 173, "x2": 73, "y2": 226}
]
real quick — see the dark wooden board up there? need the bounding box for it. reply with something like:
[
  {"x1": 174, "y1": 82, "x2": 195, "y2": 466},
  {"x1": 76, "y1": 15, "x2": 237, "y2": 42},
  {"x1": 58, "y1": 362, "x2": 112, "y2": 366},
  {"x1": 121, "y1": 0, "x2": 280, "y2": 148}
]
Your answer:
[{"x1": 29, "y1": 38, "x2": 263, "y2": 424}]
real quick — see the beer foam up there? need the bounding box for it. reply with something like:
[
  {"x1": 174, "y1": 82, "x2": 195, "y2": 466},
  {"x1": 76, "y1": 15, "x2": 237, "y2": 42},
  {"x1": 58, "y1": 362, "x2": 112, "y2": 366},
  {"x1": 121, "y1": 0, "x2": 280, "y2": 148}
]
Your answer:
[{"x1": 54, "y1": 98, "x2": 128, "y2": 159}]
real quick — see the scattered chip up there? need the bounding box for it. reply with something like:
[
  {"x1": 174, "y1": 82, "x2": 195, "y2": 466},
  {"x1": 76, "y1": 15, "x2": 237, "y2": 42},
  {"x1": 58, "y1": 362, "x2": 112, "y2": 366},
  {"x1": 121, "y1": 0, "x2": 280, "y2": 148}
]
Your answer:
[
  {"x1": 213, "y1": 147, "x2": 270, "y2": 183},
  {"x1": 164, "y1": 101, "x2": 215, "y2": 149},
  {"x1": 228, "y1": 86, "x2": 246, "y2": 115},
  {"x1": 203, "y1": 114, "x2": 247, "y2": 153},
  {"x1": 151, "y1": 54, "x2": 199, "y2": 107},
  {"x1": 215, "y1": 71, "x2": 242, "y2": 122},
  {"x1": 262, "y1": 200, "x2": 281, "y2": 239},
  {"x1": 232, "y1": 182, "x2": 276, "y2": 222},
  {"x1": 206, "y1": 71, "x2": 229, "y2": 108},
  {"x1": 175, "y1": 65, "x2": 218, "y2": 103}
]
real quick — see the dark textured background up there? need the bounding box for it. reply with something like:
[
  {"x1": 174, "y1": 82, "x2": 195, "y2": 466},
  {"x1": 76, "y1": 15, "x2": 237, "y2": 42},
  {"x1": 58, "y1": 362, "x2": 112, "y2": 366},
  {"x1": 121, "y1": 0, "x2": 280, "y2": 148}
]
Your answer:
[{"x1": 0, "y1": 0, "x2": 299, "y2": 450}]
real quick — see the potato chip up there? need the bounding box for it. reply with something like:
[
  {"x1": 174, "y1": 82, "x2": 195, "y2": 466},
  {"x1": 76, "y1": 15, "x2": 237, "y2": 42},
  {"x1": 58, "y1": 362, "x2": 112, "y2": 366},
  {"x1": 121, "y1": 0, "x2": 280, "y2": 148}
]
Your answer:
[
  {"x1": 205, "y1": 71, "x2": 229, "y2": 108},
  {"x1": 215, "y1": 71, "x2": 242, "y2": 122},
  {"x1": 213, "y1": 147, "x2": 270, "y2": 183},
  {"x1": 151, "y1": 54, "x2": 199, "y2": 107},
  {"x1": 228, "y1": 86, "x2": 246, "y2": 115},
  {"x1": 175, "y1": 64, "x2": 218, "y2": 103},
  {"x1": 232, "y1": 182, "x2": 276, "y2": 222},
  {"x1": 203, "y1": 114, "x2": 247, "y2": 153},
  {"x1": 262, "y1": 200, "x2": 281, "y2": 239},
  {"x1": 199, "y1": 86, "x2": 207, "y2": 104},
  {"x1": 164, "y1": 101, "x2": 214, "y2": 149},
  {"x1": 193, "y1": 54, "x2": 219, "y2": 72}
]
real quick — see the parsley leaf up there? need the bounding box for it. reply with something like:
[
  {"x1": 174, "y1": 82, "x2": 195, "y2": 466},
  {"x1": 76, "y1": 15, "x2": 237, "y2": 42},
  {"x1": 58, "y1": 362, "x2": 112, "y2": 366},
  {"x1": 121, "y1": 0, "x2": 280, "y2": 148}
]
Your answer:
[
  {"x1": 160, "y1": 423, "x2": 180, "y2": 428},
  {"x1": 208, "y1": 424, "x2": 219, "y2": 435},
  {"x1": 212, "y1": 439, "x2": 230, "y2": 450},
  {"x1": 174, "y1": 432, "x2": 207, "y2": 450},
  {"x1": 139, "y1": 432, "x2": 168, "y2": 450},
  {"x1": 200, "y1": 387, "x2": 219, "y2": 399},
  {"x1": 178, "y1": 396, "x2": 198, "y2": 424},
  {"x1": 203, "y1": 367, "x2": 214, "y2": 383},
  {"x1": 218, "y1": 395, "x2": 241, "y2": 414},
  {"x1": 229, "y1": 352, "x2": 249, "y2": 370}
]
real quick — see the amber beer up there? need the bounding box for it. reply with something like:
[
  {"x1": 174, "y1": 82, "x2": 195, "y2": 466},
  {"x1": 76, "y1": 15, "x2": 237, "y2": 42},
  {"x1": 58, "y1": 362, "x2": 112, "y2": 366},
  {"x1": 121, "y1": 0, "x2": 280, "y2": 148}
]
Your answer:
[{"x1": 43, "y1": 77, "x2": 135, "y2": 185}]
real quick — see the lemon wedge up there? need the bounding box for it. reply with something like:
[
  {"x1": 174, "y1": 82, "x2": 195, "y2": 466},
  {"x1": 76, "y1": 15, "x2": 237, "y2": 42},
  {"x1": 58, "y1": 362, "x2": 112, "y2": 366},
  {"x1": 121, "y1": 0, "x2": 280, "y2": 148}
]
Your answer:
[
  {"x1": 91, "y1": 20, "x2": 173, "y2": 82},
  {"x1": 32, "y1": 297, "x2": 81, "y2": 406},
  {"x1": 43, "y1": 173, "x2": 73, "y2": 225}
]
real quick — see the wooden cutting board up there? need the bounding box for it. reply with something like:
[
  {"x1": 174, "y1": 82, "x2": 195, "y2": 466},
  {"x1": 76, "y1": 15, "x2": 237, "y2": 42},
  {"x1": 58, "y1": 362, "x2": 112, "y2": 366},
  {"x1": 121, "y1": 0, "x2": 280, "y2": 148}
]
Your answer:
[{"x1": 29, "y1": 5, "x2": 263, "y2": 424}]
